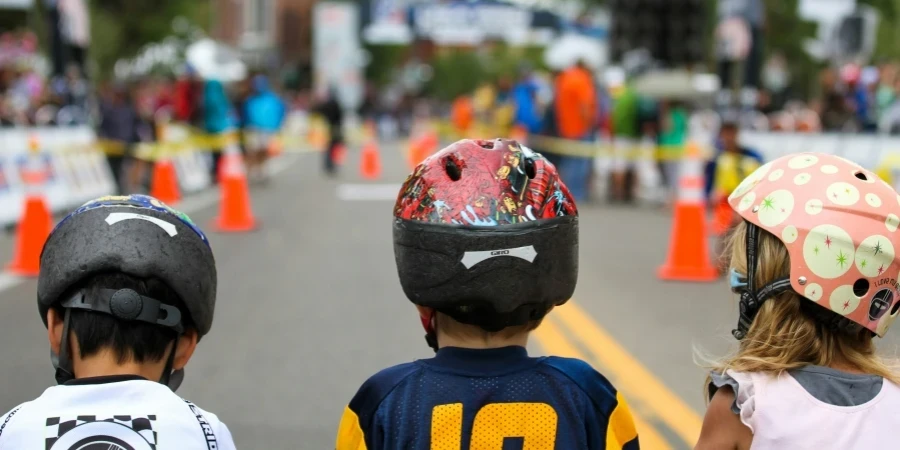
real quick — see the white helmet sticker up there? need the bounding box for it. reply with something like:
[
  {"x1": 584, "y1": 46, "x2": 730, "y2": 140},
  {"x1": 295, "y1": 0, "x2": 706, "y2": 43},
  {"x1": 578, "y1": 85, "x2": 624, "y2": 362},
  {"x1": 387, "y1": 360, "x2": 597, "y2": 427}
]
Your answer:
[
  {"x1": 105, "y1": 212, "x2": 178, "y2": 237},
  {"x1": 461, "y1": 245, "x2": 537, "y2": 269}
]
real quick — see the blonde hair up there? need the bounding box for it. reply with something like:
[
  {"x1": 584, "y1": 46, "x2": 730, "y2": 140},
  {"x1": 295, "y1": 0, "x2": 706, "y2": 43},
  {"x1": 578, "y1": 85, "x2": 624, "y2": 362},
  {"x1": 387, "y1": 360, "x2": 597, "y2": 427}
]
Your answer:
[
  {"x1": 703, "y1": 221, "x2": 900, "y2": 402},
  {"x1": 436, "y1": 312, "x2": 543, "y2": 344}
]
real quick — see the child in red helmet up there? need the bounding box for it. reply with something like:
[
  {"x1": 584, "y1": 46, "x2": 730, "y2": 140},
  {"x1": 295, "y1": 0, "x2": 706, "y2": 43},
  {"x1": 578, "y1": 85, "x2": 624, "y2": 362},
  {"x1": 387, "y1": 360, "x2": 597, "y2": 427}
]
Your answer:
[{"x1": 335, "y1": 139, "x2": 639, "y2": 449}]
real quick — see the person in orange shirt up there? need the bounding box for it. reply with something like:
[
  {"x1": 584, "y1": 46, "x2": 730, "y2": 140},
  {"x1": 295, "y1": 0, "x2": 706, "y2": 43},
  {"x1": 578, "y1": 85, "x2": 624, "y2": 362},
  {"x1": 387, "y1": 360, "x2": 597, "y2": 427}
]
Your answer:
[
  {"x1": 554, "y1": 60, "x2": 597, "y2": 201},
  {"x1": 450, "y1": 95, "x2": 474, "y2": 138}
]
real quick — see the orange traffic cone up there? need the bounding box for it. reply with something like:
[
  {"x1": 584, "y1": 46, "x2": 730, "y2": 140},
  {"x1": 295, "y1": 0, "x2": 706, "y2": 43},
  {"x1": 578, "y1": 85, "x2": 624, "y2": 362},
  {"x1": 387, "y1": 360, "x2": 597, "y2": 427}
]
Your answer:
[
  {"x1": 150, "y1": 159, "x2": 181, "y2": 205},
  {"x1": 407, "y1": 138, "x2": 423, "y2": 169},
  {"x1": 8, "y1": 152, "x2": 52, "y2": 277},
  {"x1": 216, "y1": 146, "x2": 243, "y2": 183},
  {"x1": 211, "y1": 150, "x2": 257, "y2": 232},
  {"x1": 710, "y1": 195, "x2": 734, "y2": 236},
  {"x1": 657, "y1": 142, "x2": 719, "y2": 282},
  {"x1": 408, "y1": 133, "x2": 435, "y2": 169},
  {"x1": 360, "y1": 141, "x2": 382, "y2": 180},
  {"x1": 7, "y1": 195, "x2": 52, "y2": 276}
]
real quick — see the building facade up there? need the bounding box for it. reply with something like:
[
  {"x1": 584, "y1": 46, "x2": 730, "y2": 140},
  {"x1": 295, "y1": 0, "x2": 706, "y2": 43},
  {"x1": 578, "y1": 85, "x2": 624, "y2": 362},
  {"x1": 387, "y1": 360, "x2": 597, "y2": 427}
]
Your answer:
[{"x1": 212, "y1": 0, "x2": 315, "y2": 83}]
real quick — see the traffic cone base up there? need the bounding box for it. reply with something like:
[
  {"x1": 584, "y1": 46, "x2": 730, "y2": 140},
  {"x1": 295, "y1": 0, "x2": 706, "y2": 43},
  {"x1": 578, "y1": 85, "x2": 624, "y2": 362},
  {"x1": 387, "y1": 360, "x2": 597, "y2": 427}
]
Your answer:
[
  {"x1": 7, "y1": 196, "x2": 52, "y2": 276},
  {"x1": 360, "y1": 142, "x2": 382, "y2": 180}
]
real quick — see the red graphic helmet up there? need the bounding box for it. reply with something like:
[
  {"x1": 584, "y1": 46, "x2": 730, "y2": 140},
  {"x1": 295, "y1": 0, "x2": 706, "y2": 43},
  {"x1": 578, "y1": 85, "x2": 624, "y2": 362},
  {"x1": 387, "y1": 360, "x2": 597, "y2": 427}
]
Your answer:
[{"x1": 393, "y1": 139, "x2": 579, "y2": 333}]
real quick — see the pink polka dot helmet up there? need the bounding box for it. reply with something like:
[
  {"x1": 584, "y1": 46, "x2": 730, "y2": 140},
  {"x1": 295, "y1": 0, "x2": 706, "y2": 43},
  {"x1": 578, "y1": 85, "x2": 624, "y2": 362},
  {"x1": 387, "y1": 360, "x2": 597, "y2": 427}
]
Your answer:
[{"x1": 727, "y1": 152, "x2": 900, "y2": 339}]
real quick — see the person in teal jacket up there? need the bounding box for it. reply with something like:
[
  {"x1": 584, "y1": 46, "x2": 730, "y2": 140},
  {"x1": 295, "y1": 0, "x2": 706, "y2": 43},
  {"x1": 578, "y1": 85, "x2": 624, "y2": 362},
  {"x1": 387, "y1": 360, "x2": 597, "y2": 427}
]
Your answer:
[
  {"x1": 203, "y1": 80, "x2": 234, "y2": 182},
  {"x1": 243, "y1": 75, "x2": 286, "y2": 183}
]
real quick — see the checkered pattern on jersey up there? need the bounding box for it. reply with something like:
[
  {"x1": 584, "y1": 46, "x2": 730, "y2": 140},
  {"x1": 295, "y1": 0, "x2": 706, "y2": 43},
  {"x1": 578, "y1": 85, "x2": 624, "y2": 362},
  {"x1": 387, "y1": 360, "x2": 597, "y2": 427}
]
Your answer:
[{"x1": 44, "y1": 414, "x2": 157, "y2": 450}]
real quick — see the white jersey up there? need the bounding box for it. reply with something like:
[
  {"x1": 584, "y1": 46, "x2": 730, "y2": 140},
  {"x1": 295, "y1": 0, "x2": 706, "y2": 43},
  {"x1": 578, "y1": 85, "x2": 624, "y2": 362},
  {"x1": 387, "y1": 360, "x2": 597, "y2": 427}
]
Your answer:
[{"x1": 0, "y1": 375, "x2": 236, "y2": 450}]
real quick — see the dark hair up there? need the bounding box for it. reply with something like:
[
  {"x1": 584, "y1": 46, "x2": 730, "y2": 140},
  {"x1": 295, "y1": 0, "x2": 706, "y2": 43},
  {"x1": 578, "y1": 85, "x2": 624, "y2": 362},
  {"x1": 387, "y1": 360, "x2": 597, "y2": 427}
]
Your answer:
[{"x1": 53, "y1": 273, "x2": 193, "y2": 364}]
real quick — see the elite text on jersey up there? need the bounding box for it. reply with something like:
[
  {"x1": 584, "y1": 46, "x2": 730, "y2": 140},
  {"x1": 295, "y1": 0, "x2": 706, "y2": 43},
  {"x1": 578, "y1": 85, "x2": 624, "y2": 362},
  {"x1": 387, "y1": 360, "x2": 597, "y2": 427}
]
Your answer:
[
  {"x1": 336, "y1": 346, "x2": 639, "y2": 450},
  {"x1": 0, "y1": 375, "x2": 236, "y2": 450}
]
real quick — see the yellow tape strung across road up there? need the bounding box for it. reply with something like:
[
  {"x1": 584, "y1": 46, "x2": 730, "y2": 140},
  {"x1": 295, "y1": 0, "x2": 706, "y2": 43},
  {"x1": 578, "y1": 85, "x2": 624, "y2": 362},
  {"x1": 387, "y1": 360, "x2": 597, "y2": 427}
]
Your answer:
[{"x1": 434, "y1": 120, "x2": 712, "y2": 161}]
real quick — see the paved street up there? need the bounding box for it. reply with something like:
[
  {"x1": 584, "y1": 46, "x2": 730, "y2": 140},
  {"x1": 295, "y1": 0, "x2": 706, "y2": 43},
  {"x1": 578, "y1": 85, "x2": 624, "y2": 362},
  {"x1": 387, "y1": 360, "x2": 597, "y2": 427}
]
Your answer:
[{"x1": 1, "y1": 142, "x2": 898, "y2": 448}]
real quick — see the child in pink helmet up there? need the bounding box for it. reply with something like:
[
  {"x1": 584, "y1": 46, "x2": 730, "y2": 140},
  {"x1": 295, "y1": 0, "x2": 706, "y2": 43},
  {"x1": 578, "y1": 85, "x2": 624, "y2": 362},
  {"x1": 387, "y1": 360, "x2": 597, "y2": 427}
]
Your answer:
[{"x1": 697, "y1": 153, "x2": 900, "y2": 449}]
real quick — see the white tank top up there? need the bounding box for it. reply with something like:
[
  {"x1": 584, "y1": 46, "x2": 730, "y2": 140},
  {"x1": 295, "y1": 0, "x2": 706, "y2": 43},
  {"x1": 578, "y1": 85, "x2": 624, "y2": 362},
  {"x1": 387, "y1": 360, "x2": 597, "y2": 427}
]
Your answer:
[{"x1": 726, "y1": 369, "x2": 900, "y2": 450}]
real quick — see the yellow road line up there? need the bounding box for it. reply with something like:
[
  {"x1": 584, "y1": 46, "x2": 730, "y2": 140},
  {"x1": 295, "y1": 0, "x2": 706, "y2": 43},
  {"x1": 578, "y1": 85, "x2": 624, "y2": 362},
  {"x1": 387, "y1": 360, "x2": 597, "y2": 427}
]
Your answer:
[
  {"x1": 533, "y1": 318, "x2": 673, "y2": 450},
  {"x1": 554, "y1": 302, "x2": 703, "y2": 446}
]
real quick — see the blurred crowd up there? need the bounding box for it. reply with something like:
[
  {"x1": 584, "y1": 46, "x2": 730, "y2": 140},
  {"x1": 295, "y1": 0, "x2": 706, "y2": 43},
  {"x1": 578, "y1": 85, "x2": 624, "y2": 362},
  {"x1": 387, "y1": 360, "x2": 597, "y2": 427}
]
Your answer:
[
  {"x1": 813, "y1": 62, "x2": 900, "y2": 134},
  {"x1": 726, "y1": 56, "x2": 900, "y2": 134},
  {"x1": 447, "y1": 60, "x2": 684, "y2": 205},
  {"x1": 0, "y1": 64, "x2": 90, "y2": 127},
  {"x1": 92, "y1": 67, "x2": 298, "y2": 193}
]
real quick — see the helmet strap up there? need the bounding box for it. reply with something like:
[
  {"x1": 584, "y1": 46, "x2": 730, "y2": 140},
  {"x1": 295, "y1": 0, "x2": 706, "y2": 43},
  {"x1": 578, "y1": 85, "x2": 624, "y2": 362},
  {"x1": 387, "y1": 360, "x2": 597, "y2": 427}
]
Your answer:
[
  {"x1": 732, "y1": 222, "x2": 793, "y2": 340},
  {"x1": 420, "y1": 311, "x2": 439, "y2": 353},
  {"x1": 51, "y1": 290, "x2": 187, "y2": 390},
  {"x1": 53, "y1": 308, "x2": 75, "y2": 385},
  {"x1": 159, "y1": 337, "x2": 184, "y2": 392}
]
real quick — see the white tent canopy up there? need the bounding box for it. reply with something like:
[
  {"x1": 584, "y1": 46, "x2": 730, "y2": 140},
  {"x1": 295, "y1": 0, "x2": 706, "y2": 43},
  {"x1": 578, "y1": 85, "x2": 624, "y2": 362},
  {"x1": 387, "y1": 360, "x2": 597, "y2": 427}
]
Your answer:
[
  {"x1": 543, "y1": 33, "x2": 606, "y2": 70},
  {"x1": 186, "y1": 39, "x2": 247, "y2": 83}
]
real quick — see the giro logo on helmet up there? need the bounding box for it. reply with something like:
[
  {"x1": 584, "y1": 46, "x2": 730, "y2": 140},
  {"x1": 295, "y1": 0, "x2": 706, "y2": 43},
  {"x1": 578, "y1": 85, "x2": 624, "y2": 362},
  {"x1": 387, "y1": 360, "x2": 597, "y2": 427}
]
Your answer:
[
  {"x1": 105, "y1": 213, "x2": 178, "y2": 237},
  {"x1": 460, "y1": 246, "x2": 537, "y2": 269}
]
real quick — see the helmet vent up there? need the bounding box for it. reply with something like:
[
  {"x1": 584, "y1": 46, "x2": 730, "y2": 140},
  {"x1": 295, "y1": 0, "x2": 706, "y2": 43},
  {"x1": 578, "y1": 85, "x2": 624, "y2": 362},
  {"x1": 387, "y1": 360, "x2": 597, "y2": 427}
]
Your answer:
[
  {"x1": 854, "y1": 171, "x2": 869, "y2": 181},
  {"x1": 524, "y1": 158, "x2": 536, "y2": 179},
  {"x1": 853, "y1": 278, "x2": 870, "y2": 297},
  {"x1": 892, "y1": 300, "x2": 900, "y2": 317},
  {"x1": 445, "y1": 157, "x2": 462, "y2": 181},
  {"x1": 478, "y1": 140, "x2": 495, "y2": 149}
]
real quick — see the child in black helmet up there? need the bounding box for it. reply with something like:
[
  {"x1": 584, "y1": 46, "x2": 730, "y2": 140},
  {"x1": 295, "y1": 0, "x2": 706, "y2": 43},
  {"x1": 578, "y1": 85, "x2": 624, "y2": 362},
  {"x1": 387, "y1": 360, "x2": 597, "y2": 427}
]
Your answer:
[
  {"x1": 335, "y1": 139, "x2": 640, "y2": 449},
  {"x1": 0, "y1": 195, "x2": 235, "y2": 449}
]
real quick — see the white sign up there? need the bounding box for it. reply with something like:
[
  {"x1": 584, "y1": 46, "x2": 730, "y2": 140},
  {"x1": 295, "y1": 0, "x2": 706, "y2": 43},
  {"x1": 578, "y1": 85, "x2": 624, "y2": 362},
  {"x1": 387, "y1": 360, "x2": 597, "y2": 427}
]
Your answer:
[
  {"x1": 364, "y1": 0, "x2": 413, "y2": 44},
  {"x1": 413, "y1": 3, "x2": 533, "y2": 45},
  {"x1": 313, "y1": 2, "x2": 364, "y2": 111}
]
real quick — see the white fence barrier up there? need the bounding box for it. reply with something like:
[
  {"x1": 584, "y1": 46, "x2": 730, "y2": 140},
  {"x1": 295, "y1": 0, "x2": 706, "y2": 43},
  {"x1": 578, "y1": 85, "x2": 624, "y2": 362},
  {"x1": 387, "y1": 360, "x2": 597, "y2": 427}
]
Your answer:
[{"x1": 0, "y1": 126, "x2": 214, "y2": 226}]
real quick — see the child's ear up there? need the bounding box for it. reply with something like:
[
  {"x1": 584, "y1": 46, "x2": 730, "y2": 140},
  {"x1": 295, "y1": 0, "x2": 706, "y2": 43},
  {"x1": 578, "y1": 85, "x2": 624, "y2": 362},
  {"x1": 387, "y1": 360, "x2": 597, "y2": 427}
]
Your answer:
[
  {"x1": 47, "y1": 308, "x2": 64, "y2": 356},
  {"x1": 173, "y1": 329, "x2": 198, "y2": 371}
]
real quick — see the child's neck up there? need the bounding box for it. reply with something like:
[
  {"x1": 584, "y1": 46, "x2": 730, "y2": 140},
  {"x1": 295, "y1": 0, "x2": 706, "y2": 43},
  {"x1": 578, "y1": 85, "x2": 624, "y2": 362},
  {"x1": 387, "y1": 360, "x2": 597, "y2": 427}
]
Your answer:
[
  {"x1": 827, "y1": 355, "x2": 866, "y2": 375},
  {"x1": 437, "y1": 332, "x2": 528, "y2": 350},
  {"x1": 72, "y1": 349, "x2": 167, "y2": 381}
]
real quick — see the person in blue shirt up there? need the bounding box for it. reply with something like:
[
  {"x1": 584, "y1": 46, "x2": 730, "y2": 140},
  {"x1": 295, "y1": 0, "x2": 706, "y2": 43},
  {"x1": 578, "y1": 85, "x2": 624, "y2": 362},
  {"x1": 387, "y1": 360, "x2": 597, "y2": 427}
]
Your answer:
[
  {"x1": 336, "y1": 138, "x2": 640, "y2": 450},
  {"x1": 511, "y1": 65, "x2": 543, "y2": 135},
  {"x1": 243, "y1": 74, "x2": 286, "y2": 183}
]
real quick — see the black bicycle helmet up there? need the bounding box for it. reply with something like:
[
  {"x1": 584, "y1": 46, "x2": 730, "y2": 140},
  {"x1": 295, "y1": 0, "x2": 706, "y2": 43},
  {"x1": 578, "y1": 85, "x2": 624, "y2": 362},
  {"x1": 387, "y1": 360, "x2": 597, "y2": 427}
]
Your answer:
[
  {"x1": 393, "y1": 139, "x2": 579, "y2": 348},
  {"x1": 38, "y1": 194, "x2": 216, "y2": 390}
]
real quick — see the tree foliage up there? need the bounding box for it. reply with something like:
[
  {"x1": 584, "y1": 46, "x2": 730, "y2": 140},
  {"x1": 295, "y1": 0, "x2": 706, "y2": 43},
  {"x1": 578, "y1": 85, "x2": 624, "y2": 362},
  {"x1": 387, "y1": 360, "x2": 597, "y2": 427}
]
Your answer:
[{"x1": 88, "y1": 0, "x2": 211, "y2": 77}]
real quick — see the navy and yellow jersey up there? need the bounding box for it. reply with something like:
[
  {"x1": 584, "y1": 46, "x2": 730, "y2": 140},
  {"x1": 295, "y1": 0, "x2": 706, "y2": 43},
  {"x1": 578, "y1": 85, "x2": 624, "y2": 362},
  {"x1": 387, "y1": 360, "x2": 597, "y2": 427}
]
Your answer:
[{"x1": 336, "y1": 346, "x2": 639, "y2": 450}]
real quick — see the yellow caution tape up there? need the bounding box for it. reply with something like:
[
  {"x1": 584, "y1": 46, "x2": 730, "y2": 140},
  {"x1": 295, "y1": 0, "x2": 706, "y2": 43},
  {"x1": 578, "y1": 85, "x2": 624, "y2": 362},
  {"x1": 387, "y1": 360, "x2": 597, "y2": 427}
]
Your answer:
[{"x1": 434, "y1": 120, "x2": 714, "y2": 161}]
